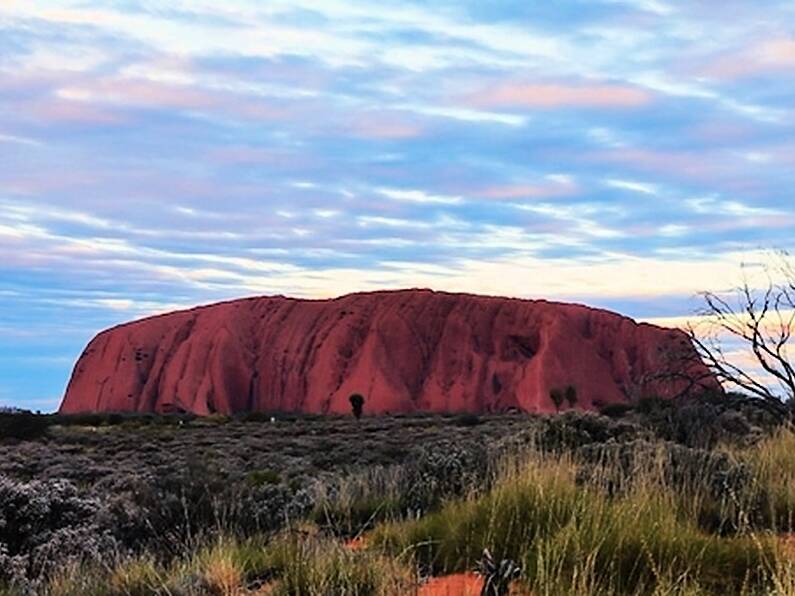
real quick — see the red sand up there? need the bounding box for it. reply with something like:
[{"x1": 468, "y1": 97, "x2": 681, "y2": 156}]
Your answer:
[
  {"x1": 419, "y1": 573, "x2": 484, "y2": 596},
  {"x1": 60, "y1": 289, "x2": 717, "y2": 415},
  {"x1": 344, "y1": 536, "x2": 367, "y2": 551}
]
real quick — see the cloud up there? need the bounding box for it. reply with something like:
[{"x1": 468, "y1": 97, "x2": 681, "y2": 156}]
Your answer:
[
  {"x1": 702, "y1": 37, "x2": 795, "y2": 80},
  {"x1": 345, "y1": 115, "x2": 424, "y2": 140},
  {"x1": 465, "y1": 82, "x2": 653, "y2": 109},
  {"x1": 376, "y1": 187, "x2": 463, "y2": 204},
  {"x1": 24, "y1": 98, "x2": 127, "y2": 125},
  {"x1": 56, "y1": 77, "x2": 220, "y2": 111},
  {"x1": 2, "y1": 0, "x2": 795, "y2": 407},
  {"x1": 604, "y1": 178, "x2": 658, "y2": 195},
  {"x1": 478, "y1": 176, "x2": 579, "y2": 200},
  {"x1": 0, "y1": 133, "x2": 40, "y2": 146}
]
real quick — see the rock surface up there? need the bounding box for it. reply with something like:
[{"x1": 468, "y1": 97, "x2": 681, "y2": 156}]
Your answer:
[{"x1": 60, "y1": 290, "x2": 717, "y2": 415}]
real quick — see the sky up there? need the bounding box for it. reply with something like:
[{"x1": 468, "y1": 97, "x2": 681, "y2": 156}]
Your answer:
[{"x1": 1, "y1": 1, "x2": 795, "y2": 411}]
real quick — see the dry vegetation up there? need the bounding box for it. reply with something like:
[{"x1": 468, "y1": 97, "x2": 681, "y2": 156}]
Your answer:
[{"x1": 2, "y1": 395, "x2": 795, "y2": 595}]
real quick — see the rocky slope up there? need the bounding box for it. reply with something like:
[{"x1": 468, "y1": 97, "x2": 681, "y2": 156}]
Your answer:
[{"x1": 60, "y1": 290, "x2": 717, "y2": 415}]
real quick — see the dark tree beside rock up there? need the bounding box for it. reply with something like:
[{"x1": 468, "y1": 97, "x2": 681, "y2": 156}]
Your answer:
[{"x1": 349, "y1": 393, "x2": 365, "y2": 419}]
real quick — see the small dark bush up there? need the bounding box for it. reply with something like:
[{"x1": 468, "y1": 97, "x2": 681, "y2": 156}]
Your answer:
[
  {"x1": 349, "y1": 394, "x2": 365, "y2": 419},
  {"x1": 536, "y1": 411, "x2": 648, "y2": 452},
  {"x1": 0, "y1": 412, "x2": 50, "y2": 442},
  {"x1": 549, "y1": 389, "x2": 564, "y2": 411},
  {"x1": 564, "y1": 385, "x2": 578, "y2": 408},
  {"x1": 247, "y1": 468, "x2": 281, "y2": 486},
  {"x1": 635, "y1": 392, "x2": 779, "y2": 448},
  {"x1": 453, "y1": 413, "x2": 481, "y2": 427},
  {"x1": 240, "y1": 411, "x2": 279, "y2": 423},
  {"x1": 635, "y1": 395, "x2": 669, "y2": 415},
  {"x1": 599, "y1": 403, "x2": 633, "y2": 418}
]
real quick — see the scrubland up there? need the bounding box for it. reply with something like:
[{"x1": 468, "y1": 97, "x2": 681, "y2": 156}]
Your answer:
[{"x1": 2, "y1": 394, "x2": 795, "y2": 595}]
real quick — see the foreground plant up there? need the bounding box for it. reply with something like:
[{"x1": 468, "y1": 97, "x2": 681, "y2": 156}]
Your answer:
[{"x1": 371, "y1": 451, "x2": 787, "y2": 594}]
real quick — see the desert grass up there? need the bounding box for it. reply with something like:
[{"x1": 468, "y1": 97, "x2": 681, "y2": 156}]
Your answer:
[
  {"x1": 310, "y1": 465, "x2": 405, "y2": 536},
  {"x1": 371, "y1": 450, "x2": 786, "y2": 595},
  {"x1": 18, "y1": 427, "x2": 795, "y2": 595},
  {"x1": 31, "y1": 532, "x2": 415, "y2": 596},
  {"x1": 733, "y1": 427, "x2": 795, "y2": 531}
]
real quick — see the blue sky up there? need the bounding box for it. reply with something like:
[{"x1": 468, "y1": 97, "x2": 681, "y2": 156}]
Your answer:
[{"x1": 1, "y1": 1, "x2": 794, "y2": 411}]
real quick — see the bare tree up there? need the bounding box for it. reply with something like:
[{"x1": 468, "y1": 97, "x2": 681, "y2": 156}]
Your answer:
[
  {"x1": 638, "y1": 337, "x2": 721, "y2": 401},
  {"x1": 685, "y1": 252, "x2": 795, "y2": 408}
]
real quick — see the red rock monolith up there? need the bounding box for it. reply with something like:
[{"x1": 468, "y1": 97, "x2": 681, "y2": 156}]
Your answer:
[{"x1": 59, "y1": 289, "x2": 717, "y2": 415}]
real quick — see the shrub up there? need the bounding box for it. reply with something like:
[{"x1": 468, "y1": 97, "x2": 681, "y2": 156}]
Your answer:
[
  {"x1": 535, "y1": 411, "x2": 648, "y2": 452},
  {"x1": 246, "y1": 469, "x2": 281, "y2": 487},
  {"x1": 0, "y1": 412, "x2": 50, "y2": 442},
  {"x1": 349, "y1": 394, "x2": 365, "y2": 419},
  {"x1": 0, "y1": 476, "x2": 115, "y2": 587},
  {"x1": 453, "y1": 413, "x2": 481, "y2": 427},
  {"x1": 550, "y1": 389, "x2": 564, "y2": 411},
  {"x1": 564, "y1": 385, "x2": 578, "y2": 408},
  {"x1": 98, "y1": 459, "x2": 313, "y2": 556},
  {"x1": 402, "y1": 440, "x2": 491, "y2": 515},
  {"x1": 311, "y1": 466, "x2": 404, "y2": 536},
  {"x1": 575, "y1": 440, "x2": 758, "y2": 533},
  {"x1": 598, "y1": 403, "x2": 633, "y2": 418},
  {"x1": 635, "y1": 392, "x2": 778, "y2": 449}
]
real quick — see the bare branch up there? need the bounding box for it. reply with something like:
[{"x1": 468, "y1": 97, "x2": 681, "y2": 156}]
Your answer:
[{"x1": 688, "y1": 253, "x2": 795, "y2": 405}]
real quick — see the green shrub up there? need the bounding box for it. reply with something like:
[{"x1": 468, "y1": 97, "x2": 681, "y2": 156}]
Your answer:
[{"x1": 246, "y1": 469, "x2": 281, "y2": 487}]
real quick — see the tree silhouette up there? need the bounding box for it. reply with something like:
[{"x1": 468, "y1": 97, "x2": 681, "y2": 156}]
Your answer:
[
  {"x1": 349, "y1": 393, "x2": 365, "y2": 419},
  {"x1": 549, "y1": 389, "x2": 564, "y2": 412},
  {"x1": 564, "y1": 385, "x2": 578, "y2": 408},
  {"x1": 686, "y1": 253, "x2": 795, "y2": 406}
]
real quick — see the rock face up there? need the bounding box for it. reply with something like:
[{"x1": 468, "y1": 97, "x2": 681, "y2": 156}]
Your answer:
[{"x1": 60, "y1": 290, "x2": 717, "y2": 415}]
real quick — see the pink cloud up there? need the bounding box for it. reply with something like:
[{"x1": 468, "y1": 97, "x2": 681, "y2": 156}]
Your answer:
[
  {"x1": 54, "y1": 75, "x2": 304, "y2": 124},
  {"x1": 350, "y1": 121, "x2": 422, "y2": 140},
  {"x1": 706, "y1": 214, "x2": 795, "y2": 232},
  {"x1": 26, "y1": 98, "x2": 126, "y2": 125},
  {"x1": 205, "y1": 146, "x2": 316, "y2": 171},
  {"x1": 344, "y1": 112, "x2": 424, "y2": 140},
  {"x1": 758, "y1": 38, "x2": 795, "y2": 64},
  {"x1": 478, "y1": 181, "x2": 578, "y2": 200},
  {"x1": 58, "y1": 77, "x2": 220, "y2": 110},
  {"x1": 689, "y1": 120, "x2": 755, "y2": 143},
  {"x1": 585, "y1": 147, "x2": 726, "y2": 181},
  {"x1": 465, "y1": 82, "x2": 652, "y2": 109},
  {"x1": 2, "y1": 171, "x2": 99, "y2": 194},
  {"x1": 701, "y1": 37, "x2": 795, "y2": 80},
  {"x1": 37, "y1": 7, "x2": 119, "y2": 27}
]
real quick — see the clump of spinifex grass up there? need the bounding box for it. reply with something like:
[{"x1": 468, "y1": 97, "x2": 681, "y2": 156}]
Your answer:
[
  {"x1": 311, "y1": 465, "x2": 405, "y2": 536},
  {"x1": 29, "y1": 532, "x2": 415, "y2": 596},
  {"x1": 261, "y1": 532, "x2": 414, "y2": 595},
  {"x1": 733, "y1": 427, "x2": 795, "y2": 531},
  {"x1": 371, "y1": 450, "x2": 786, "y2": 594}
]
